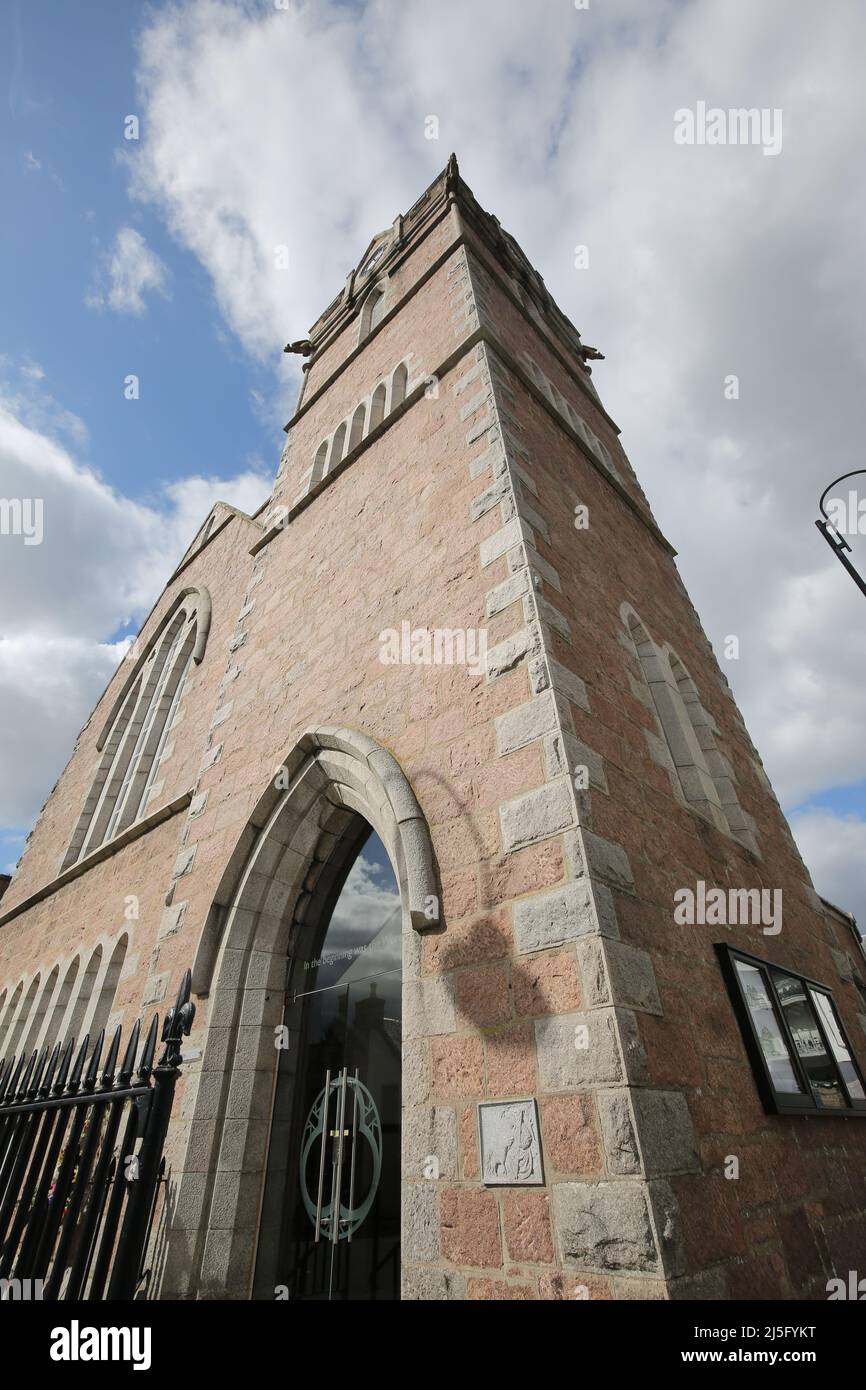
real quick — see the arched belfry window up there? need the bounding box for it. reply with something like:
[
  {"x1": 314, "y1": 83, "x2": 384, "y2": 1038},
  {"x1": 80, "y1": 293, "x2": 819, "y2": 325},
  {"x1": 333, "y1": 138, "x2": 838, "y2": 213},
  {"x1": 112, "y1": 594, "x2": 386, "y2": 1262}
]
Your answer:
[
  {"x1": 253, "y1": 823, "x2": 402, "y2": 1301},
  {"x1": 359, "y1": 284, "x2": 385, "y2": 342},
  {"x1": 347, "y1": 403, "x2": 366, "y2": 454},
  {"x1": 369, "y1": 382, "x2": 387, "y2": 431},
  {"x1": 311, "y1": 439, "x2": 329, "y2": 487},
  {"x1": 390, "y1": 361, "x2": 408, "y2": 410},
  {"x1": 63, "y1": 587, "x2": 211, "y2": 867},
  {"x1": 328, "y1": 421, "x2": 348, "y2": 474}
]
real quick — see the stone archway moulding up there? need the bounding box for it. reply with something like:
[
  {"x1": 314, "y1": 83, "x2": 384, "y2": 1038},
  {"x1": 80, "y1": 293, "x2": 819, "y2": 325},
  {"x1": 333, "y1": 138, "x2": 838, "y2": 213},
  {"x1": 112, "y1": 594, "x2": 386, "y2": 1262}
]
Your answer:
[
  {"x1": 190, "y1": 725, "x2": 440, "y2": 996},
  {"x1": 161, "y1": 725, "x2": 440, "y2": 1298}
]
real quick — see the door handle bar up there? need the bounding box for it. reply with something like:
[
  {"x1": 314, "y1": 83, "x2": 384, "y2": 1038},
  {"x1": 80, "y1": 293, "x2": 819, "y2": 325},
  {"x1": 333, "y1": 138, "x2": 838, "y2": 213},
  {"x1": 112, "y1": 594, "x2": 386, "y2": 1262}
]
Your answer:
[
  {"x1": 346, "y1": 1068, "x2": 360, "y2": 1244},
  {"x1": 331, "y1": 1068, "x2": 348, "y2": 1246},
  {"x1": 313, "y1": 1068, "x2": 331, "y2": 1243}
]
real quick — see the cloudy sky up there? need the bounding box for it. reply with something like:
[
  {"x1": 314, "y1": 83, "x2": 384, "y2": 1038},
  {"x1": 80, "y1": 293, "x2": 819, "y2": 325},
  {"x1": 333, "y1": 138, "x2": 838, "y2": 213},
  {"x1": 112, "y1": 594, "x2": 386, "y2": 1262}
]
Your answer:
[{"x1": 1, "y1": 0, "x2": 864, "y2": 923}]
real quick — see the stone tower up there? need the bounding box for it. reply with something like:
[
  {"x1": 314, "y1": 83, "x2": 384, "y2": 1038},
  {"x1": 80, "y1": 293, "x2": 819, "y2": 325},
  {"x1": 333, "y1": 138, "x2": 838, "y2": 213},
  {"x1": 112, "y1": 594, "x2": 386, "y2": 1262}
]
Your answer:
[{"x1": 1, "y1": 156, "x2": 865, "y2": 1301}]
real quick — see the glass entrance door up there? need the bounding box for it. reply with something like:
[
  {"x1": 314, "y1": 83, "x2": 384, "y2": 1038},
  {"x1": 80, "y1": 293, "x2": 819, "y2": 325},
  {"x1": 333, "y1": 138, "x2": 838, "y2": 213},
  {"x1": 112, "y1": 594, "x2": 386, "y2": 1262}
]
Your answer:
[{"x1": 254, "y1": 826, "x2": 402, "y2": 1301}]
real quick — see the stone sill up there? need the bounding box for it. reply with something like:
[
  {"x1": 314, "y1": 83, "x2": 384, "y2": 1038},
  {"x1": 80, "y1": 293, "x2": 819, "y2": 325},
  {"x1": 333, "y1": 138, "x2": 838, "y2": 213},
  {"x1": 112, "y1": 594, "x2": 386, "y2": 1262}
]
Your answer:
[{"x1": 0, "y1": 790, "x2": 193, "y2": 929}]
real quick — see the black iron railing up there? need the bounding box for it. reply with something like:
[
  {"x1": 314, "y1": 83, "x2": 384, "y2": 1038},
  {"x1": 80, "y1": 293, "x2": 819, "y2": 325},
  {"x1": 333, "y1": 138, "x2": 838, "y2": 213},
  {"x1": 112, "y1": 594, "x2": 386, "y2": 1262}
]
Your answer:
[{"x1": 0, "y1": 969, "x2": 194, "y2": 1301}]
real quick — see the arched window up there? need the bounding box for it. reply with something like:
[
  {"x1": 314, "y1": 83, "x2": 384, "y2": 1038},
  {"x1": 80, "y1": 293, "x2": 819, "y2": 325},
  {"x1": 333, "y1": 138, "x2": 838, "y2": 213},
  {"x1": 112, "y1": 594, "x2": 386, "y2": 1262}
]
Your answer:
[
  {"x1": 359, "y1": 285, "x2": 385, "y2": 342},
  {"x1": 311, "y1": 439, "x2": 328, "y2": 487},
  {"x1": 63, "y1": 588, "x2": 210, "y2": 867},
  {"x1": 622, "y1": 605, "x2": 728, "y2": 833},
  {"x1": 524, "y1": 355, "x2": 545, "y2": 392},
  {"x1": 390, "y1": 362, "x2": 408, "y2": 411},
  {"x1": 0, "y1": 981, "x2": 22, "y2": 1061},
  {"x1": 4, "y1": 974, "x2": 40, "y2": 1061},
  {"x1": 347, "y1": 403, "x2": 367, "y2": 454},
  {"x1": 18, "y1": 964, "x2": 58, "y2": 1057},
  {"x1": 89, "y1": 935, "x2": 129, "y2": 1041},
  {"x1": 328, "y1": 422, "x2": 348, "y2": 474},
  {"x1": 43, "y1": 956, "x2": 81, "y2": 1050},
  {"x1": 188, "y1": 513, "x2": 217, "y2": 552},
  {"x1": 0, "y1": 988, "x2": 8, "y2": 1059},
  {"x1": 590, "y1": 430, "x2": 619, "y2": 478},
  {"x1": 67, "y1": 945, "x2": 103, "y2": 1044},
  {"x1": 369, "y1": 383, "x2": 387, "y2": 432},
  {"x1": 666, "y1": 648, "x2": 758, "y2": 853}
]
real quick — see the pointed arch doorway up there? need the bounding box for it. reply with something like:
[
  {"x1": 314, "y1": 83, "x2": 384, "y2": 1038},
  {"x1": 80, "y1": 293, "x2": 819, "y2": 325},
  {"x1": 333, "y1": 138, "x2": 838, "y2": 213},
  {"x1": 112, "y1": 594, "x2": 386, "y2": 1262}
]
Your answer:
[
  {"x1": 253, "y1": 820, "x2": 402, "y2": 1301},
  {"x1": 173, "y1": 727, "x2": 440, "y2": 1302}
]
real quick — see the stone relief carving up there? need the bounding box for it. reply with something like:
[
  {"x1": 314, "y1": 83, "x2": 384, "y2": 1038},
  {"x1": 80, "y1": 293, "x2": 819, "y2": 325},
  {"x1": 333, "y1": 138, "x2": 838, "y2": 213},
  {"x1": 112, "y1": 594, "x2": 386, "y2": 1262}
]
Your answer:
[{"x1": 478, "y1": 1099, "x2": 544, "y2": 1186}]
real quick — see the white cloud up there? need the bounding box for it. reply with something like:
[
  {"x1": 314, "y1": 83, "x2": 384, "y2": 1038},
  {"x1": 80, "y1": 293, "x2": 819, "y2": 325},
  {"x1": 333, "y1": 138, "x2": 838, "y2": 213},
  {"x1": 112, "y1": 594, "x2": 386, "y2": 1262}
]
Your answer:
[
  {"x1": 6, "y1": 1, "x2": 866, "y2": 923},
  {"x1": 790, "y1": 809, "x2": 866, "y2": 930},
  {"x1": 0, "y1": 362, "x2": 89, "y2": 451},
  {"x1": 324, "y1": 849, "x2": 403, "y2": 979},
  {"x1": 0, "y1": 387, "x2": 270, "y2": 827},
  {"x1": 122, "y1": 0, "x2": 866, "y2": 916},
  {"x1": 87, "y1": 226, "x2": 171, "y2": 316}
]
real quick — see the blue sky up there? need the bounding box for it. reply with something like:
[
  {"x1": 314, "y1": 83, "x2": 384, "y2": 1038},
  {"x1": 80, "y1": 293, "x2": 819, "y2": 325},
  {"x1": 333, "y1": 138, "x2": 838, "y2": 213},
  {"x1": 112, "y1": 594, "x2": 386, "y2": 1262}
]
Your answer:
[
  {"x1": 2, "y1": 0, "x2": 276, "y2": 508},
  {"x1": 0, "y1": 0, "x2": 864, "y2": 924}
]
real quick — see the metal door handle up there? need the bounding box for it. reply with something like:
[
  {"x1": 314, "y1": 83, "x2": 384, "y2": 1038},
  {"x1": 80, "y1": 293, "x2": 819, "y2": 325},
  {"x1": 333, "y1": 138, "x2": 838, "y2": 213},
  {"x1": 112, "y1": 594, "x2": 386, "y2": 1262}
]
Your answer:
[
  {"x1": 346, "y1": 1068, "x2": 360, "y2": 1244},
  {"x1": 313, "y1": 1069, "x2": 331, "y2": 1243},
  {"x1": 330, "y1": 1068, "x2": 348, "y2": 1246}
]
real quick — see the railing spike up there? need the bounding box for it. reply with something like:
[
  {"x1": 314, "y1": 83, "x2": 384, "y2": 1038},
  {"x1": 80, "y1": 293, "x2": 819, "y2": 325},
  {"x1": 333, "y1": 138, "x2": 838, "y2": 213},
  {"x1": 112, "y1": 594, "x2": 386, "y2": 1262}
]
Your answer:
[
  {"x1": 84, "y1": 1029, "x2": 105, "y2": 1087},
  {"x1": 176, "y1": 967, "x2": 192, "y2": 1014},
  {"x1": 117, "y1": 1017, "x2": 141, "y2": 1085},
  {"x1": 55, "y1": 1036, "x2": 76, "y2": 1090},
  {"x1": 0, "y1": 1054, "x2": 17, "y2": 1101},
  {"x1": 6, "y1": 1053, "x2": 28, "y2": 1102},
  {"x1": 159, "y1": 969, "x2": 196, "y2": 1067},
  {"x1": 14, "y1": 1050, "x2": 39, "y2": 1103},
  {"x1": 67, "y1": 1034, "x2": 91, "y2": 1092},
  {"x1": 100, "y1": 1024, "x2": 123, "y2": 1087},
  {"x1": 39, "y1": 1041, "x2": 62, "y2": 1095},
  {"x1": 30, "y1": 1044, "x2": 52, "y2": 1095},
  {"x1": 136, "y1": 1014, "x2": 160, "y2": 1083}
]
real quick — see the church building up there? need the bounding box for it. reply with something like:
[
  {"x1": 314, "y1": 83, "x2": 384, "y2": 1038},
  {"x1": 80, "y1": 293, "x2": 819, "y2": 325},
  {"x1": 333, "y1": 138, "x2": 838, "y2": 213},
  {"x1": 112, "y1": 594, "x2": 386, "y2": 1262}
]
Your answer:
[{"x1": 2, "y1": 156, "x2": 865, "y2": 1301}]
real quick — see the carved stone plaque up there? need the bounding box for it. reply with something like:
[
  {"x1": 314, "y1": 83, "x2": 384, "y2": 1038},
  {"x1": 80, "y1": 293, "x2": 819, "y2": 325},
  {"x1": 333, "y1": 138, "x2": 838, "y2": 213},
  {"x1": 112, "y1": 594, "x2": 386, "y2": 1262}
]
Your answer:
[{"x1": 478, "y1": 1099, "x2": 544, "y2": 1186}]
